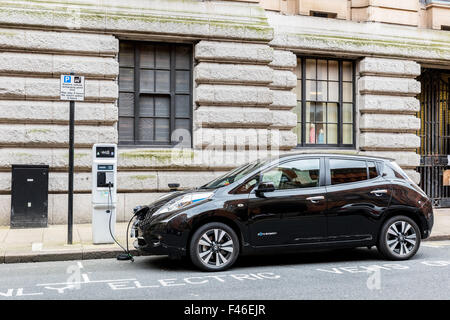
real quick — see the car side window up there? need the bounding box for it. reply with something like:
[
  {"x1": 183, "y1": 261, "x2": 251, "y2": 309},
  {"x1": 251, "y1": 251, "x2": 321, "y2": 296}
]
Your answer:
[
  {"x1": 233, "y1": 177, "x2": 259, "y2": 194},
  {"x1": 330, "y1": 159, "x2": 368, "y2": 185},
  {"x1": 368, "y1": 161, "x2": 378, "y2": 179},
  {"x1": 261, "y1": 158, "x2": 320, "y2": 190}
]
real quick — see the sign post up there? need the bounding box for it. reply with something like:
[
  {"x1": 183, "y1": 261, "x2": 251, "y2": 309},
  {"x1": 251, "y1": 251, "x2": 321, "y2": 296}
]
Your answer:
[{"x1": 60, "y1": 74, "x2": 85, "y2": 244}]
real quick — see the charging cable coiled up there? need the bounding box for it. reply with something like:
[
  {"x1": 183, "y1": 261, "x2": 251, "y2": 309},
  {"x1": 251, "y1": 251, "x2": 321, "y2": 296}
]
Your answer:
[{"x1": 107, "y1": 183, "x2": 135, "y2": 262}]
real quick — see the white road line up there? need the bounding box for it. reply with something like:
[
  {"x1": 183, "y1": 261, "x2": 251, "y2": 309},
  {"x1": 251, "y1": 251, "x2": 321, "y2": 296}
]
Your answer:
[
  {"x1": 77, "y1": 262, "x2": 84, "y2": 269},
  {"x1": 82, "y1": 274, "x2": 90, "y2": 283},
  {"x1": 36, "y1": 278, "x2": 137, "y2": 287}
]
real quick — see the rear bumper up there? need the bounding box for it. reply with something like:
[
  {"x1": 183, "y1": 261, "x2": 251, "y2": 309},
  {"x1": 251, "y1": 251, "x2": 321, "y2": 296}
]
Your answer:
[{"x1": 423, "y1": 211, "x2": 434, "y2": 239}]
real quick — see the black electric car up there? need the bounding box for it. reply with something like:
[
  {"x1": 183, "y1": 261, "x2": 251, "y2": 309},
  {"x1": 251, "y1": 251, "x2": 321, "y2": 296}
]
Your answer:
[{"x1": 132, "y1": 154, "x2": 433, "y2": 272}]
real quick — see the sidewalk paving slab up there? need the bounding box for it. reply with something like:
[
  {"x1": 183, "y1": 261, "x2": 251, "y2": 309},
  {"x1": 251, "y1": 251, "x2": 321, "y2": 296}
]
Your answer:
[
  {"x1": 426, "y1": 209, "x2": 450, "y2": 241},
  {"x1": 4, "y1": 227, "x2": 44, "y2": 245},
  {"x1": 0, "y1": 227, "x2": 9, "y2": 243}
]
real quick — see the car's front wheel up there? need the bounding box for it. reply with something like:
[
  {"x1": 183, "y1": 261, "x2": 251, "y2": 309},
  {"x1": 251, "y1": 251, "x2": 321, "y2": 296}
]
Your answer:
[
  {"x1": 189, "y1": 222, "x2": 239, "y2": 272},
  {"x1": 378, "y1": 215, "x2": 421, "y2": 260}
]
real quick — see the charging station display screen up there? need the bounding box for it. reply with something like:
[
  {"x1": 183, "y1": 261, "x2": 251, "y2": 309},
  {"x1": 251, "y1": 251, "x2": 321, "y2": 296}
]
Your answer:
[
  {"x1": 98, "y1": 165, "x2": 113, "y2": 171},
  {"x1": 96, "y1": 147, "x2": 115, "y2": 158}
]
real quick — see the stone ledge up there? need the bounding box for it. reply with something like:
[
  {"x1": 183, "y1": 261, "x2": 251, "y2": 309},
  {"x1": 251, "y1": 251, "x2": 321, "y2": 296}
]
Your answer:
[
  {"x1": 195, "y1": 106, "x2": 273, "y2": 128},
  {"x1": 359, "y1": 132, "x2": 420, "y2": 150},
  {"x1": 270, "y1": 109, "x2": 297, "y2": 129},
  {"x1": 0, "y1": 100, "x2": 117, "y2": 124},
  {"x1": 194, "y1": 62, "x2": 273, "y2": 85},
  {"x1": 0, "y1": 148, "x2": 288, "y2": 171},
  {"x1": 0, "y1": 52, "x2": 118, "y2": 79},
  {"x1": 0, "y1": 77, "x2": 118, "y2": 102},
  {"x1": 359, "y1": 114, "x2": 420, "y2": 133},
  {"x1": 359, "y1": 151, "x2": 420, "y2": 168},
  {"x1": 359, "y1": 57, "x2": 421, "y2": 77},
  {"x1": 359, "y1": 95, "x2": 420, "y2": 114},
  {"x1": 195, "y1": 41, "x2": 273, "y2": 64},
  {"x1": 270, "y1": 70, "x2": 297, "y2": 89},
  {"x1": 0, "y1": 148, "x2": 92, "y2": 170},
  {"x1": 193, "y1": 127, "x2": 296, "y2": 150},
  {"x1": 195, "y1": 84, "x2": 272, "y2": 106},
  {"x1": 269, "y1": 50, "x2": 297, "y2": 70},
  {"x1": 0, "y1": 124, "x2": 117, "y2": 148},
  {"x1": 0, "y1": 170, "x2": 226, "y2": 193},
  {"x1": 0, "y1": 0, "x2": 273, "y2": 42},
  {"x1": 270, "y1": 89, "x2": 297, "y2": 109},
  {"x1": 267, "y1": 12, "x2": 450, "y2": 63},
  {"x1": 0, "y1": 28, "x2": 118, "y2": 56},
  {"x1": 359, "y1": 76, "x2": 421, "y2": 96}
]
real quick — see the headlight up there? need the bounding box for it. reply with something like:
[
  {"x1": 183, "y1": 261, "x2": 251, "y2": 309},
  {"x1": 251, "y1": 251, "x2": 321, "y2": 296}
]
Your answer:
[{"x1": 154, "y1": 192, "x2": 214, "y2": 215}]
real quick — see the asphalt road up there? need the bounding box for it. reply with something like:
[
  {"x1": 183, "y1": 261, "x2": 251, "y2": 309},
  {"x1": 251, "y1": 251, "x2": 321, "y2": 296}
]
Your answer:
[{"x1": 1, "y1": 241, "x2": 450, "y2": 300}]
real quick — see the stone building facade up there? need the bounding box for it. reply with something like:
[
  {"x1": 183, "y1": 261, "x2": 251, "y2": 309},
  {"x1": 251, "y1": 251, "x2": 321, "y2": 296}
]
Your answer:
[{"x1": 0, "y1": 0, "x2": 449, "y2": 225}]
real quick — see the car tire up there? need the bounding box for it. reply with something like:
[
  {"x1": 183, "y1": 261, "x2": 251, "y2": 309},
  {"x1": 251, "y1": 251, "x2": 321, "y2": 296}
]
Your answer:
[
  {"x1": 377, "y1": 215, "x2": 421, "y2": 260},
  {"x1": 189, "y1": 222, "x2": 240, "y2": 272}
]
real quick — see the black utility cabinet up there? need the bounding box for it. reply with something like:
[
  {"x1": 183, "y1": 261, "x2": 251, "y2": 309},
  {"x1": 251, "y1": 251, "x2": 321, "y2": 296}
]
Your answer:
[{"x1": 10, "y1": 165, "x2": 49, "y2": 228}]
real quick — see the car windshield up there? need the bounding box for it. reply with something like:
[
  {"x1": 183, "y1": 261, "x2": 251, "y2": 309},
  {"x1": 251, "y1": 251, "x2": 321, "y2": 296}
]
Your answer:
[{"x1": 200, "y1": 159, "x2": 270, "y2": 189}]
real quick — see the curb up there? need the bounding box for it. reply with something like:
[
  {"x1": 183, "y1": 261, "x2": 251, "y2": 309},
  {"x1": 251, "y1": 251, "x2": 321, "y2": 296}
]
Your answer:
[
  {"x1": 1, "y1": 248, "x2": 151, "y2": 264},
  {"x1": 424, "y1": 235, "x2": 450, "y2": 241}
]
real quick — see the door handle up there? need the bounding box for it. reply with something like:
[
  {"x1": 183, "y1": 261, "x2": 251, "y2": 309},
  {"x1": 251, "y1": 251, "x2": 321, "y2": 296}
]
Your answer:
[
  {"x1": 370, "y1": 189, "x2": 388, "y2": 196},
  {"x1": 306, "y1": 196, "x2": 324, "y2": 203}
]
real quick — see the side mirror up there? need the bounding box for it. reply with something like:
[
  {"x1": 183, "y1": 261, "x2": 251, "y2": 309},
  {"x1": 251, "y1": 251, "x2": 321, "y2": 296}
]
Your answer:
[{"x1": 255, "y1": 181, "x2": 275, "y2": 197}]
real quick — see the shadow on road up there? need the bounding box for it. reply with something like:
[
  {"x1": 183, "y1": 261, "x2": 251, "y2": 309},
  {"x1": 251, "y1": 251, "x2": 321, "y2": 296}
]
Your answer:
[{"x1": 141, "y1": 247, "x2": 387, "y2": 272}]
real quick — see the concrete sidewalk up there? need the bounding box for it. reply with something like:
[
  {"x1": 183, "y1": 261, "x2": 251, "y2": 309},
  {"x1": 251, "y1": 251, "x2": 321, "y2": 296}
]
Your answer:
[
  {"x1": 1, "y1": 210, "x2": 450, "y2": 264},
  {"x1": 0, "y1": 222, "x2": 148, "y2": 264}
]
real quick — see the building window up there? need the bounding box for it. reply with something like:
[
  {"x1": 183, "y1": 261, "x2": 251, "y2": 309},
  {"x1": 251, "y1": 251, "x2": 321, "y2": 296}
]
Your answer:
[
  {"x1": 293, "y1": 57, "x2": 355, "y2": 147},
  {"x1": 118, "y1": 42, "x2": 193, "y2": 146}
]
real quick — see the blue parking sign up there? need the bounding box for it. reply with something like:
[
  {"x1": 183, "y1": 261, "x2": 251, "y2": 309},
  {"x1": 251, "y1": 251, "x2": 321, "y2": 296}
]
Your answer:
[{"x1": 60, "y1": 74, "x2": 85, "y2": 101}]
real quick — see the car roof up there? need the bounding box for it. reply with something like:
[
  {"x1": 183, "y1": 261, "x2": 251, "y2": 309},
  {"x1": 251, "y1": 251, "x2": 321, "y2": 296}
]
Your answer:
[{"x1": 276, "y1": 152, "x2": 394, "y2": 162}]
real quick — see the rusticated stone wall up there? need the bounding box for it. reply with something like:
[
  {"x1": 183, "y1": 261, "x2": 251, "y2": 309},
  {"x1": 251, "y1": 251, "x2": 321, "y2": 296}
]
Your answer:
[
  {"x1": 193, "y1": 41, "x2": 297, "y2": 151},
  {"x1": 0, "y1": 0, "x2": 450, "y2": 225},
  {"x1": 0, "y1": 0, "x2": 276, "y2": 225},
  {"x1": 358, "y1": 57, "x2": 422, "y2": 183},
  {"x1": 0, "y1": 28, "x2": 119, "y2": 225}
]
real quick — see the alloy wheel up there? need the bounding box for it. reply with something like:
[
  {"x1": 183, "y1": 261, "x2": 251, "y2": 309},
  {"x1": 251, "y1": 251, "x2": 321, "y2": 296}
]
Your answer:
[
  {"x1": 385, "y1": 220, "x2": 417, "y2": 256},
  {"x1": 197, "y1": 228, "x2": 234, "y2": 268}
]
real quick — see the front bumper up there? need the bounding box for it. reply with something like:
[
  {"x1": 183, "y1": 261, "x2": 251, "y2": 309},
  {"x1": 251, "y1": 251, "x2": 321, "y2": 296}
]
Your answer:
[
  {"x1": 133, "y1": 238, "x2": 185, "y2": 257},
  {"x1": 132, "y1": 214, "x2": 187, "y2": 258}
]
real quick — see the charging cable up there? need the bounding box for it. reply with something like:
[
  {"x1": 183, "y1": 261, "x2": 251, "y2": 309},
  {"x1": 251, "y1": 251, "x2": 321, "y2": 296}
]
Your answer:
[{"x1": 106, "y1": 183, "x2": 135, "y2": 262}]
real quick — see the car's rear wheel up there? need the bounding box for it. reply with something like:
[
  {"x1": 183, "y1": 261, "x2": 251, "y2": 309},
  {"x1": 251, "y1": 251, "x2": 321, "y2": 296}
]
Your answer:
[
  {"x1": 189, "y1": 222, "x2": 239, "y2": 272},
  {"x1": 378, "y1": 215, "x2": 421, "y2": 260}
]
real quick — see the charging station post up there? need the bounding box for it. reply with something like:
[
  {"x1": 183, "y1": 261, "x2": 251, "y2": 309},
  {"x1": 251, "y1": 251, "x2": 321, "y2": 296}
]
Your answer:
[
  {"x1": 60, "y1": 73, "x2": 85, "y2": 245},
  {"x1": 92, "y1": 144, "x2": 117, "y2": 244}
]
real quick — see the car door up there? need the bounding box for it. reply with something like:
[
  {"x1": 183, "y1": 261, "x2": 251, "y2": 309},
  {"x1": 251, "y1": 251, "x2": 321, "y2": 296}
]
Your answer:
[
  {"x1": 325, "y1": 157, "x2": 392, "y2": 242},
  {"x1": 247, "y1": 157, "x2": 327, "y2": 247}
]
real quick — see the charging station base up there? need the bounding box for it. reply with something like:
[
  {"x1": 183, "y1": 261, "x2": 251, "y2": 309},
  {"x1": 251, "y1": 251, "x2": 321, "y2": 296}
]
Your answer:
[{"x1": 92, "y1": 206, "x2": 116, "y2": 244}]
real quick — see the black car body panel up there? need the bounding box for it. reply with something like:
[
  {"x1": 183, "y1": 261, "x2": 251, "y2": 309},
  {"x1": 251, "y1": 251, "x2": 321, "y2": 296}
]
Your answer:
[{"x1": 133, "y1": 153, "x2": 433, "y2": 260}]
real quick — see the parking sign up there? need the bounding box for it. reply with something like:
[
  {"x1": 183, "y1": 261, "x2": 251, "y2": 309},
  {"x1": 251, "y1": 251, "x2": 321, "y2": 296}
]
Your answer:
[{"x1": 60, "y1": 75, "x2": 85, "y2": 101}]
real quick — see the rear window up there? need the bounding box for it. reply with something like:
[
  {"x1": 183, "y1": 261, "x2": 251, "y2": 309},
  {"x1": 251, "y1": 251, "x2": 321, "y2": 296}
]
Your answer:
[
  {"x1": 330, "y1": 159, "x2": 367, "y2": 185},
  {"x1": 329, "y1": 159, "x2": 379, "y2": 185},
  {"x1": 368, "y1": 161, "x2": 378, "y2": 179}
]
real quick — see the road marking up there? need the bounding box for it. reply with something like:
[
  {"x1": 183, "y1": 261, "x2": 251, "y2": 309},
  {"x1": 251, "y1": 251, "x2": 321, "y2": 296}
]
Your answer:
[
  {"x1": 36, "y1": 278, "x2": 137, "y2": 287},
  {"x1": 77, "y1": 262, "x2": 83, "y2": 269},
  {"x1": 316, "y1": 263, "x2": 410, "y2": 274}
]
